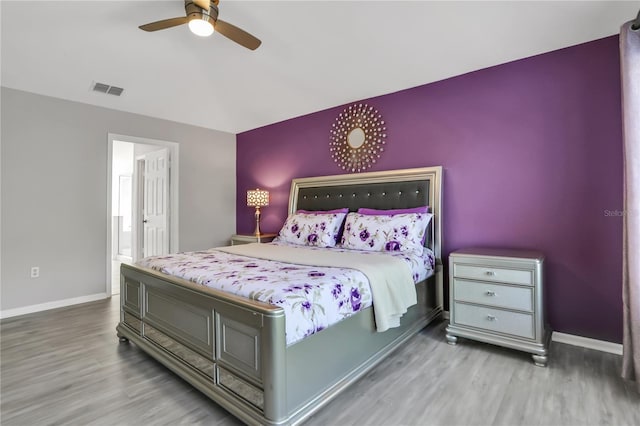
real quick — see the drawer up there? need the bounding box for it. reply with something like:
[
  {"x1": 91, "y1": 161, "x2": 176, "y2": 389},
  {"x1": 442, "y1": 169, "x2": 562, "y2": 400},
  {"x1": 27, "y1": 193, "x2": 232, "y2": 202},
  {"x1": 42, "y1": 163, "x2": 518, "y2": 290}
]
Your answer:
[
  {"x1": 454, "y1": 264, "x2": 533, "y2": 286},
  {"x1": 218, "y1": 367, "x2": 264, "y2": 411},
  {"x1": 453, "y1": 280, "x2": 533, "y2": 312},
  {"x1": 123, "y1": 311, "x2": 142, "y2": 334},
  {"x1": 452, "y1": 302, "x2": 535, "y2": 339}
]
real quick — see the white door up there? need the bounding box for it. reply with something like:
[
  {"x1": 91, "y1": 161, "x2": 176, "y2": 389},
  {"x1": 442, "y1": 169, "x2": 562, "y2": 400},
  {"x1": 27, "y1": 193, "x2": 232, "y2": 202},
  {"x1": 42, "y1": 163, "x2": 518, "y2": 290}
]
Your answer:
[{"x1": 143, "y1": 148, "x2": 170, "y2": 257}]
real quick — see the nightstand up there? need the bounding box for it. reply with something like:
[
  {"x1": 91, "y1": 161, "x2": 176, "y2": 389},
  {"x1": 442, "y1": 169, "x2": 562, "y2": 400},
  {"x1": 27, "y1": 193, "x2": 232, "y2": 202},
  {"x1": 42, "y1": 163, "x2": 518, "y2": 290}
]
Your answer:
[
  {"x1": 445, "y1": 248, "x2": 549, "y2": 367},
  {"x1": 230, "y1": 233, "x2": 277, "y2": 246}
]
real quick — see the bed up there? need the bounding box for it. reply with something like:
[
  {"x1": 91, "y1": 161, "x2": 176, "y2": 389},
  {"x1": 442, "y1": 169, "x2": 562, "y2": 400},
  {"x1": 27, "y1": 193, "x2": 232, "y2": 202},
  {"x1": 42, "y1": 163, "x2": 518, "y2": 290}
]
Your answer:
[{"x1": 116, "y1": 166, "x2": 443, "y2": 425}]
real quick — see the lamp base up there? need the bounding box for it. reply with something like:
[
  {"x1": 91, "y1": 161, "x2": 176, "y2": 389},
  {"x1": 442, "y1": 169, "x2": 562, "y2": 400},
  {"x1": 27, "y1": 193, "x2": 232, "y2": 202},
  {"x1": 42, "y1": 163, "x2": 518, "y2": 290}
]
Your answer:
[{"x1": 253, "y1": 207, "x2": 262, "y2": 236}]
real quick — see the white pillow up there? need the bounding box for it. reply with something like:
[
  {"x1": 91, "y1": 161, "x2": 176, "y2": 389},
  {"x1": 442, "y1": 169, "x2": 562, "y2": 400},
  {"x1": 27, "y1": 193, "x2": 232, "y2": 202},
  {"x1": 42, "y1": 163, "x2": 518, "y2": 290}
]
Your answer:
[
  {"x1": 340, "y1": 212, "x2": 432, "y2": 254},
  {"x1": 277, "y1": 212, "x2": 347, "y2": 248}
]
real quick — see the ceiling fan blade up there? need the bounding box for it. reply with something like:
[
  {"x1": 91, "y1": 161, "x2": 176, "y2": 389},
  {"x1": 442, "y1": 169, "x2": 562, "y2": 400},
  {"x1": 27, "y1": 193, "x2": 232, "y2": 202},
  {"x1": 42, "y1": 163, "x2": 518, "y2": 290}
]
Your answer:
[
  {"x1": 193, "y1": 0, "x2": 211, "y2": 10},
  {"x1": 215, "y1": 19, "x2": 261, "y2": 50},
  {"x1": 139, "y1": 17, "x2": 189, "y2": 32}
]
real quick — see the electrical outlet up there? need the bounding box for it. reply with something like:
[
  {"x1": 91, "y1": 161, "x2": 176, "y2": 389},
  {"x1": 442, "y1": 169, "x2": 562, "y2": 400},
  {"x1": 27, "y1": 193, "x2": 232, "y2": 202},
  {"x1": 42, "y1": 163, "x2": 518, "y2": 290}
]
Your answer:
[{"x1": 30, "y1": 266, "x2": 40, "y2": 278}]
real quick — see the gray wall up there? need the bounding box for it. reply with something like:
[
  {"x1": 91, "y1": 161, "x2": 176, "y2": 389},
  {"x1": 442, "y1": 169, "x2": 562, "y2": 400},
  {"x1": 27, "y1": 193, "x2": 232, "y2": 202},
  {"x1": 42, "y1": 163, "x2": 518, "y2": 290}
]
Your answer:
[{"x1": 1, "y1": 87, "x2": 236, "y2": 312}]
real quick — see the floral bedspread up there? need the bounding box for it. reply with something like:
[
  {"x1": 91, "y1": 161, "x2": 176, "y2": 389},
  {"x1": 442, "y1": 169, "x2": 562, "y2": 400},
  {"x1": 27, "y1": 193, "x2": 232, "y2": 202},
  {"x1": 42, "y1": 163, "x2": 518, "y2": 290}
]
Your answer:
[{"x1": 136, "y1": 241, "x2": 434, "y2": 346}]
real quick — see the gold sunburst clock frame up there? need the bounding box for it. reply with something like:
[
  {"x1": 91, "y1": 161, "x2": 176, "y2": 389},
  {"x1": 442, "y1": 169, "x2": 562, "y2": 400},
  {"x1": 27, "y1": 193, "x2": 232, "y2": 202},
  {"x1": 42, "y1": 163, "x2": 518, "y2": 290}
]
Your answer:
[{"x1": 329, "y1": 104, "x2": 387, "y2": 173}]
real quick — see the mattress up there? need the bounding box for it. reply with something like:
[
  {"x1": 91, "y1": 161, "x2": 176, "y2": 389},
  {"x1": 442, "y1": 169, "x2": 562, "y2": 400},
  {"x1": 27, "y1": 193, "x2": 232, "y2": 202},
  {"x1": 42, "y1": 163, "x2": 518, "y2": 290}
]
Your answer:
[{"x1": 136, "y1": 242, "x2": 434, "y2": 345}]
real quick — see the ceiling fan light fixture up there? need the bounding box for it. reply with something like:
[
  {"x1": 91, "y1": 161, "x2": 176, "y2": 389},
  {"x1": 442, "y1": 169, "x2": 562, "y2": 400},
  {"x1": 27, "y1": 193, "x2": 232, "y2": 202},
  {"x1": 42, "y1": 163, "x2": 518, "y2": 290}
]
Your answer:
[
  {"x1": 188, "y1": 16, "x2": 214, "y2": 37},
  {"x1": 138, "y1": 0, "x2": 260, "y2": 50}
]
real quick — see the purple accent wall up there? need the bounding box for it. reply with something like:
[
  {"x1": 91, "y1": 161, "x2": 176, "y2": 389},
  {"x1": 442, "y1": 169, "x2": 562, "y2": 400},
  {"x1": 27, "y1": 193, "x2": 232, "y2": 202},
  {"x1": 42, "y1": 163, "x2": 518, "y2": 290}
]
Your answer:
[{"x1": 237, "y1": 36, "x2": 624, "y2": 343}]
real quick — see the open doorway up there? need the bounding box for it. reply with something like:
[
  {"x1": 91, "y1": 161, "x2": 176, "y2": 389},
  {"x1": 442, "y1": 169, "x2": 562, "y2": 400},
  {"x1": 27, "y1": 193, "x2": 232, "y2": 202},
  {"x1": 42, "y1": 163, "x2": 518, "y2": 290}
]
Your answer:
[
  {"x1": 111, "y1": 141, "x2": 134, "y2": 295},
  {"x1": 107, "y1": 134, "x2": 179, "y2": 296}
]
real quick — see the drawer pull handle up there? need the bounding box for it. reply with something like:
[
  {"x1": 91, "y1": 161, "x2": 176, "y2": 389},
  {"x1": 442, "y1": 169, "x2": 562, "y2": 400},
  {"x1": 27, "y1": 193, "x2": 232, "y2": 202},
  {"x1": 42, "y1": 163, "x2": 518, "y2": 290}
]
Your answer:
[
  {"x1": 485, "y1": 271, "x2": 495, "y2": 276},
  {"x1": 485, "y1": 291, "x2": 496, "y2": 296},
  {"x1": 486, "y1": 315, "x2": 497, "y2": 321}
]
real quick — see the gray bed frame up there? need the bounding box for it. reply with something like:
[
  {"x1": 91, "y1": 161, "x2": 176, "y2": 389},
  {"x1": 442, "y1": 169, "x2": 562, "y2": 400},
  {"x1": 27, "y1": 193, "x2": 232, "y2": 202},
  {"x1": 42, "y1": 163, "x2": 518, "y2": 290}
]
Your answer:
[{"x1": 116, "y1": 166, "x2": 443, "y2": 425}]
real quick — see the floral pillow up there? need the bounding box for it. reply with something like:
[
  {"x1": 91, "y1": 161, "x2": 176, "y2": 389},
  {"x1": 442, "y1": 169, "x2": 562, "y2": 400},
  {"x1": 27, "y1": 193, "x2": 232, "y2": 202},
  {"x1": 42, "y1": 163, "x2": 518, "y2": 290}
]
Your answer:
[
  {"x1": 340, "y1": 212, "x2": 432, "y2": 254},
  {"x1": 278, "y1": 212, "x2": 347, "y2": 248}
]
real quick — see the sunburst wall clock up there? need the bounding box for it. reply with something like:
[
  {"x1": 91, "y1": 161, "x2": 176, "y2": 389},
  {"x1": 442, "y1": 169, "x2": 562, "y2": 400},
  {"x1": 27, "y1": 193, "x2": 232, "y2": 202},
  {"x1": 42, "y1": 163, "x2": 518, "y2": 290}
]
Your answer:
[{"x1": 329, "y1": 104, "x2": 387, "y2": 173}]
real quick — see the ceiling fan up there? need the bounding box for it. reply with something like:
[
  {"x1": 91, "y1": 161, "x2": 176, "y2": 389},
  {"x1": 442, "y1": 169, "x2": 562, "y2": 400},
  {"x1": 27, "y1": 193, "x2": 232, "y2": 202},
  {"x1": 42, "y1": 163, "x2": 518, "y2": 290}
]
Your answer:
[{"x1": 139, "y1": 0, "x2": 261, "y2": 50}]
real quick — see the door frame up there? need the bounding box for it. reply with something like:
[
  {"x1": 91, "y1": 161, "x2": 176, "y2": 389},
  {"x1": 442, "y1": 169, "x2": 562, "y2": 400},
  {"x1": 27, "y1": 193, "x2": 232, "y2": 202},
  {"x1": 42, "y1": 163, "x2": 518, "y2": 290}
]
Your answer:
[
  {"x1": 107, "y1": 133, "x2": 180, "y2": 297},
  {"x1": 133, "y1": 156, "x2": 145, "y2": 262}
]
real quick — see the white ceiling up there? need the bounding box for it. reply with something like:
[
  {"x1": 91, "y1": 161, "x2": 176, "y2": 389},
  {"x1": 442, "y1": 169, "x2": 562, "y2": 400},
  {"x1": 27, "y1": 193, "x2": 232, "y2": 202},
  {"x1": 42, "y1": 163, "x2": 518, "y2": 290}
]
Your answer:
[{"x1": 1, "y1": 1, "x2": 637, "y2": 134}]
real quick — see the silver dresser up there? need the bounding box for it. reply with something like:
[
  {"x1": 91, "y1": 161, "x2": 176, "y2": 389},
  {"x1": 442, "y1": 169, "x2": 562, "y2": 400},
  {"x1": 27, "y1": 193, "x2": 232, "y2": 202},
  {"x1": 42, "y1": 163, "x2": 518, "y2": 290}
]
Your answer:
[{"x1": 445, "y1": 248, "x2": 549, "y2": 367}]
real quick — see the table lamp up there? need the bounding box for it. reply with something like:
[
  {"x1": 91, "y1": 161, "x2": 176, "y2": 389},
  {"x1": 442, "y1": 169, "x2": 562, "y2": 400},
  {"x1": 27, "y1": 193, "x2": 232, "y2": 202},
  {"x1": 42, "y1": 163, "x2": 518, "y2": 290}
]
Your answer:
[{"x1": 246, "y1": 189, "x2": 269, "y2": 236}]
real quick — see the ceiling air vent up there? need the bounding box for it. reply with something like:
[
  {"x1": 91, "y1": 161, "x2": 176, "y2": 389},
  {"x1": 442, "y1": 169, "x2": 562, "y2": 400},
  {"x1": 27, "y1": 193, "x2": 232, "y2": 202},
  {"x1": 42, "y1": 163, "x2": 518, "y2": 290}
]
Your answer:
[
  {"x1": 91, "y1": 81, "x2": 124, "y2": 96},
  {"x1": 107, "y1": 86, "x2": 124, "y2": 96}
]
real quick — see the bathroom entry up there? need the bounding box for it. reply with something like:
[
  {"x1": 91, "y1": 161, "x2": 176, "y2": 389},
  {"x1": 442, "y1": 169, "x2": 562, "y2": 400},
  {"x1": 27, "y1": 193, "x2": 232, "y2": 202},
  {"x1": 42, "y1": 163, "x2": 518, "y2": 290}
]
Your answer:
[{"x1": 108, "y1": 135, "x2": 179, "y2": 296}]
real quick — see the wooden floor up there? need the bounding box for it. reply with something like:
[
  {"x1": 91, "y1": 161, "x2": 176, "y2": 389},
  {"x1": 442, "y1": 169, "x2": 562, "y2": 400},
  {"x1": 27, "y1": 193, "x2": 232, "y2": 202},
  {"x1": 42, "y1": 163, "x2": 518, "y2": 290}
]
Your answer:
[{"x1": 1, "y1": 296, "x2": 638, "y2": 426}]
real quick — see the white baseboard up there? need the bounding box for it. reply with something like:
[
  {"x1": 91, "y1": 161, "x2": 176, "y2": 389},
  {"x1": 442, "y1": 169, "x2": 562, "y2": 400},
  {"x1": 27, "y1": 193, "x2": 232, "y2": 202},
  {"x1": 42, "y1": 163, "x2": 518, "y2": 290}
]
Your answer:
[
  {"x1": 441, "y1": 312, "x2": 621, "y2": 355},
  {"x1": 552, "y1": 331, "x2": 623, "y2": 355},
  {"x1": 0, "y1": 293, "x2": 109, "y2": 320}
]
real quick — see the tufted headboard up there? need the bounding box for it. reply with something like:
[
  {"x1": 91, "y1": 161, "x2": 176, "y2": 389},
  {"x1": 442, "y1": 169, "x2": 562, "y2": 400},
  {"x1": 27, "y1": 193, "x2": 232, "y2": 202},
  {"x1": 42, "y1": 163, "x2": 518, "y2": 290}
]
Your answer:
[{"x1": 288, "y1": 167, "x2": 443, "y2": 261}]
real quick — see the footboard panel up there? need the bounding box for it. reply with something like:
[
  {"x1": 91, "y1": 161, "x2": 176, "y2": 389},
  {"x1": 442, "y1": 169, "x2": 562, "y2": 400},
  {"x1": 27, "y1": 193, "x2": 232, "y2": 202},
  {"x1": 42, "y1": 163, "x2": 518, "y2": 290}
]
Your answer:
[
  {"x1": 216, "y1": 305, "x2": 263, "y2": 383},
  {"x1": 117, "y1": 263, "x2": 286, "y2": 425},
  {"x1": 145, "y1": 285, "x2": 214, "y2": 357}
]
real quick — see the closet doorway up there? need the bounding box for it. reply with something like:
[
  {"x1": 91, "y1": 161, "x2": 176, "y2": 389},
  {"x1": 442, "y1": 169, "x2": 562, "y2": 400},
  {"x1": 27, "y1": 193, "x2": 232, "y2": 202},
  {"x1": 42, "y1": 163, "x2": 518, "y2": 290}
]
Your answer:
[{"x1": 107, "y1": 134, "x2": 179, "y2": 296}]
